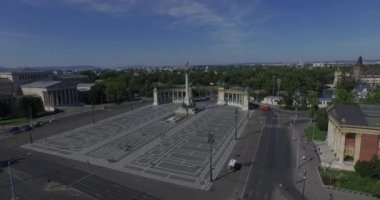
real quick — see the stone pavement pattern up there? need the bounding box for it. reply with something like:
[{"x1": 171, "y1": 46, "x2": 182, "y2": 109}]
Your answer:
[{"x1": 22, "y1": 103, "x2": 247, "y2": 190}]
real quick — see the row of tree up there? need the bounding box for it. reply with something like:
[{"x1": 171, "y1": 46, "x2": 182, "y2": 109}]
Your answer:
[{"x1": 82, "y1": 66, "x2": 336, "y2": 105}]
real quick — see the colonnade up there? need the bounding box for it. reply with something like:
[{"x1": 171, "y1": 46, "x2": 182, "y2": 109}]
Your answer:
[
  {"x1": 42, "y1": 88, "x2": 78, "y2": 109},
  {"x1": 327, "y1": 119, "x2": 361, "y2": 164},
  {"x1": 153, "y1": 88, "x2": 192, "y2": 106},
  {"x1": 217, "y1": 88, "x2": 249, "y2": 111}
]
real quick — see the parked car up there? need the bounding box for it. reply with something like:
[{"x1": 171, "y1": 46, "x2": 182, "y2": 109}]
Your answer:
[
  {"x1": 33, "y1": 121, "x2": 43, "y2": 127},
  {"x1": 8, "y1": 127, "x2": 22, "y2": 134},
  {"x1": 20, "y1": 125, "x2": 33, "y2": 132}
]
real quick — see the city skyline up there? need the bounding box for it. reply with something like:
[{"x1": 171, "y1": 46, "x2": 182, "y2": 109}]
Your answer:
[{"x1": 1, "y1": 0, "x2": 380, "y2": 67}]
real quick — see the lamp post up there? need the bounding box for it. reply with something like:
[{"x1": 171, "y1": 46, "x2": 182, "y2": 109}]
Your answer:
[
  {"x1": 234, "y1": 108, "x2": 238, "y2": 140},
  {"x1": 302, "y1": 170, "x2": 307, "y2": 200},
  {"x1": 28, "y1": 107, "x2": 33, "y2": 144},
  {"x1": 208, "y1": 132, "x2": 215, "y2": 182},
  {"x1": 292, "y1": 103, "x2": 298, "y2": 140},
  {"x1": 8, "y1": 161, "x2": 16, "y2": 200},
  {"x1": 312, "y1": 116, "x2": 316, "y2": 141},
  {"x1": 91, "y1": 105, "x2": 95, "y2": 124}
]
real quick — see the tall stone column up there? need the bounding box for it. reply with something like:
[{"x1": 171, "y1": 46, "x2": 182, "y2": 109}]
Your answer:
[
  {"x1": 354, "y1": 134, "x2": 361, "y2": 163},
  {"x1": 339, "y1": 133, "x2": 346, "y2": 163},
  {"x1": 184, "y1": 72, "x2": 190, "y2": 105},
  {"x1": 54, "y1": 91, "x2": 58, "y2": 106},
  {"x1": 153, "y1": 87, "x2": 158, "y2": 105},
  {"x1": 333, "y1": 125, "x2": 338, "y2": 153},
  {"x1": 217, "y1": 87, "x2": 225, "y2": 105},
  {"x1": 75, "y1": 89, "x2": 78, "y2": 102},
  {"x1": 68, "y1": 89, "x2": 72, "y2": 104},
  {"x1": 242, "y1": 91, "x2": 249, "y2": 111},
  {"x1": 64, "y1": 89, "x2": 68, "y2": 105},
  {"x1": 327, "y1": 121, "x2": 333, "y2": 147}
]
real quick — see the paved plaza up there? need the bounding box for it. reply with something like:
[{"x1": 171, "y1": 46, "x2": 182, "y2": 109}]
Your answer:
[{"x1": 22, "y1": 103, "x2": 248, "y2": 190}]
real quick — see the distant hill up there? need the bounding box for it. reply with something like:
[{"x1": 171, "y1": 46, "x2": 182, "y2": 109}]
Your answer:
[{"x1": 0, "y1": 66, "x2": 9, "y2": 72}]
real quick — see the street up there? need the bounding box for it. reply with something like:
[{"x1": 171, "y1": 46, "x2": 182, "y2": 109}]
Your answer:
[{"x1": 244, "y1": 110, "x2": 303, "y2": 200}]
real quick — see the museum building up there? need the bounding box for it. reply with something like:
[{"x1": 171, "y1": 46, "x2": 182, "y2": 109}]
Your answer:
[{"x1": 324, "y1": 104, "x2": 380, "y2": 170}]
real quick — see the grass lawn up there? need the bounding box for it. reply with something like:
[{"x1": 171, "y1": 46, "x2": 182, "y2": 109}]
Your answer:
[
  {"x1": 319, "y1": 168, "x2": 380, "y2": 197},
  {"x1": 0, "y1": 117, "x2": 28, "y2": 126},
  {"x1": 305, "y1": 125, "x2": 326, "y2": 141}
]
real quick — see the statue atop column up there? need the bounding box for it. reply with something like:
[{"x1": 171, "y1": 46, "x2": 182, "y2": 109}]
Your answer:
[{"x1": 183, "y1": 61, "x2": 192, "y2": 106}]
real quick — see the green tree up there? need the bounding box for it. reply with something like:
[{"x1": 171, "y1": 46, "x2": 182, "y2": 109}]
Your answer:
[
  {"x1": 307, "y1": 90, "x2": 319, "y2": 118},
  {"x1": 362, "y1": 88, "x2": 380, "y2": 104},
  {"x1": 333, "y1": 89, "x2": 356, "y2": 104},
  {"x1": 88, "y1": 83, "x2": 106, "y2": 104},
  {"x1": 0, "y1": 102, "x2": 10, "y2": 117},
  {"x1": 104, "y1": 77, "x2": 127, "y2": 103},
  {"x1": 16, "y1": 96, "x2": 44, "y2": 118},
  {"x1": 337, "y1": 76, "x2": 357, "y2": 91},
  {"x1": 355, "y1": 156, "x2": 380, "y2": 179},
  {"x1": 280, "y1": 92, "x2": 294, "y2": 109},
  {"x1": 315, "y1": 108, "x2": 328, "y2": 131}
]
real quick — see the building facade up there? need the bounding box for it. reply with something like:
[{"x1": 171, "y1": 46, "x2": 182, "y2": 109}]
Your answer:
[
  {"x1": 21, "y1": 81, "x2": 79, "y2": 111},
  {"x1": 0, "y1": 71, "x2": 53, "y2": 95},
  {"x1": 322, "y1": 104, "x2": 380, "y2": 170}
]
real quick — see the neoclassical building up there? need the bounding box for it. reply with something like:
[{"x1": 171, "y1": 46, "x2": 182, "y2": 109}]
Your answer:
[
  {"x1": 0, "y1": 71, "x2": 53, "y2": 95},
  {"x1": 21, "y1": 81, "x2": 79, "y2": 111},
  {"x1": 323, "y1": 104, "x2": 380, "y2": 170},
  {"x1": 217, "y1": 88, "x2": 249, "y2": 110}
]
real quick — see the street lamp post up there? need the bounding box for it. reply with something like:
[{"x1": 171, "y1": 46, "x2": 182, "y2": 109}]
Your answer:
[
  {"x1": 208, "y1": 132, "x2": 215, "y2": 182},
  {"x1": 28, "y1": 107, "x2": 33, "y2": 144},
  {"x1": 292, "y1": 104, "x2": 298, "y2": 140},
  {"x1": 234, "y1": 108, "x2": 238, "y2": 140},
  {"x1": 8, "y1": 161, "x2": 16, "y2": 200},
  {"x1": 312, "y1": 117, "x2": 316, "y2": 141},
  {"x1": 302, "y1": 170, "x2": 307, "y2": 200},
  {"x1": 91, "y1": 105, "x2": 95, "y2": 124}
]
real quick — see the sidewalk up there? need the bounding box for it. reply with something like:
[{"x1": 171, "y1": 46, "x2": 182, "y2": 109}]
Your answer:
[{"x1": 293, "y1": 124, "x2": 378, "y2": 200}]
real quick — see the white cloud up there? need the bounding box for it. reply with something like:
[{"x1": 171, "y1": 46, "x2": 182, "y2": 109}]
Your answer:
[
  {"x1": 0, "y1": 31, "x2": 34, "y2": 38},
  {"x1": 19, "y1": 0, "x2": 261, "y2": 44}
]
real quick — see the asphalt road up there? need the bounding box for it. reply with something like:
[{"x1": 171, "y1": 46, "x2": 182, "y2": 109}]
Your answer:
[{"x1": 245, "y1": 110, "x2": 304, "y2": 200}]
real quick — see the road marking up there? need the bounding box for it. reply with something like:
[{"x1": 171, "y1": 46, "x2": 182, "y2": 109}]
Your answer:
[{"x1": 240, "y1": 117, "x2": 267, "y2": 199}]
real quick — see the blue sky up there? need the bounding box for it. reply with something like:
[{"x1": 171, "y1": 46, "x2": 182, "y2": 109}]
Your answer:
[{"x1": 1, "y1": 0, "x2": 380, "y2": 67}]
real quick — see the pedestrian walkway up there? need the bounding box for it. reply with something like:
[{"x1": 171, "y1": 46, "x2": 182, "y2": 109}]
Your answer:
[
  {"x1": 293, "y1": 124, "x2": 378, "y2": 200},
  {"x1": 21, "y1": 103, "x2": 249, "y2": 190}
]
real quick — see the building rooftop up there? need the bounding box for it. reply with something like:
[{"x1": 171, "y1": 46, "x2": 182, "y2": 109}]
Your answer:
[
  {"x1": 328, "y1": 104, "x2": 380, "y2": 127},
  {"x1": 21, "y1": 81, "x2": 77, "y2": 89},
  {"x1": 21, "y1": 81, "x2": 61, "y2": 88}
]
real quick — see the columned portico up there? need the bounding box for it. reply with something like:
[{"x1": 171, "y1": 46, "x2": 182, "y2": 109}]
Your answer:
[
  {"x1": 217, "y1": 87, "x2": 249, "y2": 111},
  {"x1": 319, "y1": 104, "x2": 380, "y2": 171},
  {"x1": 21, "y1": 81, "x2": 79, "y2": 111}
]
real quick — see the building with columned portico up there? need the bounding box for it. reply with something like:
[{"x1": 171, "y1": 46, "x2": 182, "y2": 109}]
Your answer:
[
  {"x1": 20, "y1": 81, "x2": 79, "y2": 111},
  {"x1": 319, "y1": 104, "x2": 380, "y2": 171}
]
